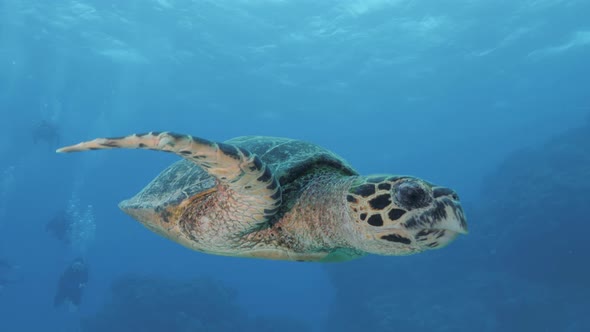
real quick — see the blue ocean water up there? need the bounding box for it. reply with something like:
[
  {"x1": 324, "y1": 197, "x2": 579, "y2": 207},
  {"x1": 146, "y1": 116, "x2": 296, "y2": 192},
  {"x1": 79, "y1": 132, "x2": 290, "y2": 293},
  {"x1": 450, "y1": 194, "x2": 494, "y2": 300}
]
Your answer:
[{"x1": 0, "y1": 0, "x2": 589, "y2": 331}]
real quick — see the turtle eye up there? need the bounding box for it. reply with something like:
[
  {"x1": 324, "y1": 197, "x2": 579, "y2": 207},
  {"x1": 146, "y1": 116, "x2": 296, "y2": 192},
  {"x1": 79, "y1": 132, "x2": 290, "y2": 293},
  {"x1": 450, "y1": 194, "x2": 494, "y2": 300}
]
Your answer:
[{"x1": 395, "y1": 181, "x2": 431, "y2": 209}]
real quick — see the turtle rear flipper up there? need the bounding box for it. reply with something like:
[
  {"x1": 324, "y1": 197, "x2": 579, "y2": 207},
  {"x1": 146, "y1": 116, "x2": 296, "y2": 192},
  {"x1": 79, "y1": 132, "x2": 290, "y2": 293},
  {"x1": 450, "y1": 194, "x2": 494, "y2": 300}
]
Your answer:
[{"x1": 57, "y1": 132, "x2": 282, "y2": 226}]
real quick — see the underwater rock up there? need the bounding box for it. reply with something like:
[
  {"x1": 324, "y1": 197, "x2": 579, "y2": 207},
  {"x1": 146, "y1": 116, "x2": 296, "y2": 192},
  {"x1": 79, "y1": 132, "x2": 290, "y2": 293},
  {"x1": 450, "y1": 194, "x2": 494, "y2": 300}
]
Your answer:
[
  {"x1": 325, "y1": 256, "x2": 588, "y2": 332},
  {"x1": 54, "y1": 257, "x2": 89, "y2": 310},
  {"x1": 80, "y1": 275, "x2": 242, "y2": 332},
  {"x1": 325, "y1": 254, "x2": 492, "y2": 331},
  {"x1": 479, "y1": 118, "x2": 590, "y2": 285},
  {"x1": 81, "y1": 275, "x2": 310, "y2": 332},
  {"x1": 248, "y1": 317, "x2": 311, "y2": 332}
]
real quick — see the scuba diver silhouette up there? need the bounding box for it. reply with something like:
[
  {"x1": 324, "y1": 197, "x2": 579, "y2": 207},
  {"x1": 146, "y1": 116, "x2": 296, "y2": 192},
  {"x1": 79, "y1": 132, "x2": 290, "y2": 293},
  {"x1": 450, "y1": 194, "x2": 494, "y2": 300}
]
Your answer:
[
  {"x1": 54, "y1": 257, "x2": 89, "y2": 310},
  {"x1": 46, "y1": 209, "x2": 72, "y2": 245}
]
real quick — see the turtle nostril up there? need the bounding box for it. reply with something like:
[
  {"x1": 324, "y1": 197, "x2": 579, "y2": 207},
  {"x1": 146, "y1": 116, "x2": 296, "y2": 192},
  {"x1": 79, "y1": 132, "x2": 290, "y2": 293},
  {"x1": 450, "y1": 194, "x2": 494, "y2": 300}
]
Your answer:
[{"x1": 396, "y1": 181, "x2": 431, "y2": 209}]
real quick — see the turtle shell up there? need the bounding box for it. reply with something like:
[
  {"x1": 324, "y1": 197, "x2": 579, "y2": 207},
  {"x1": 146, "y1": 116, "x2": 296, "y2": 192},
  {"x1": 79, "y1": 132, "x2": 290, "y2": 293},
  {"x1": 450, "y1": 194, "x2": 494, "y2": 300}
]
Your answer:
[
  {"x1": 226, "y1": 136, "x2": 358, "y2": 185},
  {"x1": 120, "y1": 136, "x2": 358, "y2": 214}
]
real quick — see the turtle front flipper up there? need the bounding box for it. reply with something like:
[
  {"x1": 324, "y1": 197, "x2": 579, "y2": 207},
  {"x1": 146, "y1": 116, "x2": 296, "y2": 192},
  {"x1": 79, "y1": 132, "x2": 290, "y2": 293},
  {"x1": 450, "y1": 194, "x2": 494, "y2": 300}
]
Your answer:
[{"x1": 57, "y1": 132, "x2": 282, "y2": 226}]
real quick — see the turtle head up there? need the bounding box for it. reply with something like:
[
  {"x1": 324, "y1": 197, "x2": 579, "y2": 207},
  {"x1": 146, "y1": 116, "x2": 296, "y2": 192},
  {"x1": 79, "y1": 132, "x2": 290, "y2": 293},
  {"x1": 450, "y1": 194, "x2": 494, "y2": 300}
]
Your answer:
[{"x1": 346, "y1": 175, "x2": 468, "y2": 256}]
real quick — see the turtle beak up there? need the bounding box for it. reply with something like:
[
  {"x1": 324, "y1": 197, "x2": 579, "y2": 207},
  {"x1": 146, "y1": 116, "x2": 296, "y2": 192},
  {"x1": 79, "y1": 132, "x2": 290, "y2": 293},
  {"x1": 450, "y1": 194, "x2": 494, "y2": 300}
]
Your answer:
[{"x1": 431, "y1": 196, "x2": 468, "y2": 235}]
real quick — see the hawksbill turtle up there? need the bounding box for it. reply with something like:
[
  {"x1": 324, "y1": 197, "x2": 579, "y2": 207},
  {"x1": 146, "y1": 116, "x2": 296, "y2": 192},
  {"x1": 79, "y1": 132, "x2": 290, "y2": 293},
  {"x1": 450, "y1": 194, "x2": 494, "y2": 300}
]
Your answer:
[{"x1": 57, "y1": 132, "x2": 467, "y2": 262}]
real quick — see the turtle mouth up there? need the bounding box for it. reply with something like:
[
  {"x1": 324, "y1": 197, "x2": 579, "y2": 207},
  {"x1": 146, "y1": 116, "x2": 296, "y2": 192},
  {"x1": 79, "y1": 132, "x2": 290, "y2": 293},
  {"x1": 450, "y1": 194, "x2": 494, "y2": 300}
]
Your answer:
[
  {"x1": 404, "y1": 196, "x2": 468, "y2": 236},
  {"x1": 431, "y1": 196, "x2": 468, "y2": 235},
  {"x1": 413, "y1": 199, "x2": 467, "y2": 249},
  {"x1": 417, "y1": 228, "x2": 461, "y2": 250}
]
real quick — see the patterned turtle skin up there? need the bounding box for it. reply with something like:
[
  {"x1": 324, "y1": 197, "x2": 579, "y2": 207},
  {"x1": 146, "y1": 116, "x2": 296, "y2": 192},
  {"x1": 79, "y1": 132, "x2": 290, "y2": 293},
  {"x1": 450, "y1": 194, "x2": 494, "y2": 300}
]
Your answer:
[{"x1": 57, "y1": 132, "x2": 468, "y2": 262}]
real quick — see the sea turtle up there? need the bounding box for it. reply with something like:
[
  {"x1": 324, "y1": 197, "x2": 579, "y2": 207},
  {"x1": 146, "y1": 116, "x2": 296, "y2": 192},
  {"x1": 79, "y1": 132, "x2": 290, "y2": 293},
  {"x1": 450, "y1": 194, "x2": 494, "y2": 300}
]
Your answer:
[{"x1": 57, "y1": 132, "x2": 467, "y2": 262}]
